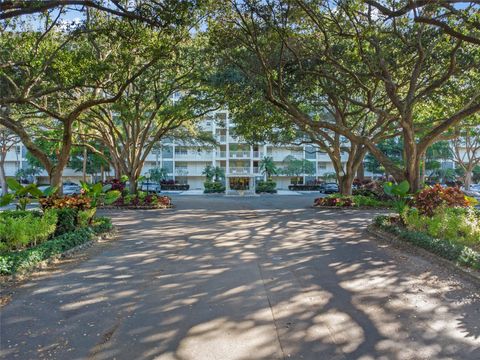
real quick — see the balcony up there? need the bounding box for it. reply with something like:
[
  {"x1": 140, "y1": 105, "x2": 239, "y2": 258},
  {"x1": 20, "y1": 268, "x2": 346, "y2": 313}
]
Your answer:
[
  {"x1": 216, "y1": 151, "x2": 227, "y2": 158},
  {"x1": 228, "y1": 167, "x2": 251, "y2": 175},
  {"x1": 175, "y1": 152, "x2": 213, "y2": 161},
  {"x1": 228, "y1": 135, "x2": 246, "y2": 143},
  {"x1": 216, "y1": 135, "x2": 227, "y2": 143},
  {"x1": 229, "y1": 151, "x2": 250, "y2": 159}
]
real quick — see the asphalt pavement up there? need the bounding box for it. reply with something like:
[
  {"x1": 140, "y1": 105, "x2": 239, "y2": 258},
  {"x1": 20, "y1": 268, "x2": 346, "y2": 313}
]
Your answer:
[{"x1": 1, "y1": 195, "x2": 479, "y2": 359}]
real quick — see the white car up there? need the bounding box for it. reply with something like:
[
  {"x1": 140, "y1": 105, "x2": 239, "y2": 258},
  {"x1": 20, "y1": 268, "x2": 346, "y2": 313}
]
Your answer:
[
  {"x1": 63, "y1": 184, "x2": 81, "y2": 195},
  {"x1": 138, "y1": 182, "x2": 161, "y2": 193},
  {"x1": 469, "y1": 184, "x2": 480, "y2": 191}
]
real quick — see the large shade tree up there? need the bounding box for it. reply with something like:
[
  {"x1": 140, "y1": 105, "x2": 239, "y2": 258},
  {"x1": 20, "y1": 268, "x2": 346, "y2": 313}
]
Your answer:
[
  {"x1": 0, "y1": 1, "x2": 206, "y2": 190},
  {"x1": 209, "y1": 0, "x2": 480, "y2": 192},
  {"x1": 82, "y1": 33, "x2": 217, "y2": 193},
  {"x1": 209, "y1": 1, "x2": 402, "y2": 194},
  {"x1": 0, "y1": 13, "x2": 166, "y2": 189}
]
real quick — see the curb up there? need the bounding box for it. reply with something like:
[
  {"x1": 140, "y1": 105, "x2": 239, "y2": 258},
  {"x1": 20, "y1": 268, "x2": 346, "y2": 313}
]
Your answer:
[
  {"x1": 366, "y1": 225, "x2": 480, "y2": 285},
  {"x1": 100, "y1": 205, "x2": 172, "y2": 210},
  {"x1": 313, "y1": 206, "x2": 392, "y2": 210}
]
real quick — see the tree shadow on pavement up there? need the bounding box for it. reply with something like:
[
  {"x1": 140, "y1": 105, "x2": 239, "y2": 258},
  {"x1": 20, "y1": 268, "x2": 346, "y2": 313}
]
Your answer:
[{"x1": 1, "y1": 196, "x2": 479, "y2": 360}]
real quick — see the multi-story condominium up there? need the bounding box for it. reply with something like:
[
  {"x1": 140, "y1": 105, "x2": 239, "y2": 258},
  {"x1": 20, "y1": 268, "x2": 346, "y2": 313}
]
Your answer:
[
  {"x1": 4, "y1": 110, "x2": 474, "y2": 190},
  {"x1": 140, "y1": 110, "x2": 366, "y2": 190}
]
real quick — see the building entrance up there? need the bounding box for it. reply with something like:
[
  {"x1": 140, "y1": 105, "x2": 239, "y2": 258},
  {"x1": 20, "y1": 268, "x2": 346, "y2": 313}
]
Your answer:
[{"x1": 229, "y1": 177, "x2": 250, "y2": 190}]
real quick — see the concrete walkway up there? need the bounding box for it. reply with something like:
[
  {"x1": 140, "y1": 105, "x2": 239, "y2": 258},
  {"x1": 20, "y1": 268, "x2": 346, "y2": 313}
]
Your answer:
[{"x1": 1, "y1": 195, "x2": 479, "y2": 359}]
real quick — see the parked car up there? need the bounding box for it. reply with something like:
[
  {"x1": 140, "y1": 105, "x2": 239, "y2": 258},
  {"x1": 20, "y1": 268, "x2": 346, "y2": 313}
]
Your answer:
[
  {"x1": 138, "y1": 182, "x2": 161, "y2": 193},
  {"x1": 319, "y1": 182, "x2": 339, "y2": 194},
  {"x1": 469, "y1": 184, "x2": 480, "y2": 191},
  {"x1": 63, "y1": 183, "x2": 81, "y2": 195}
]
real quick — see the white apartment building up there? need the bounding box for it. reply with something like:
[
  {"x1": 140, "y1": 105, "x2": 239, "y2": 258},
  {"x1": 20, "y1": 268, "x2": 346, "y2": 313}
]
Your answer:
[
  {"x1": 14, "y1": 110, "x2": 476, "y2": 190},
  {"x1": 139, "y1": 110, "x2": 362, "y2": 190}
]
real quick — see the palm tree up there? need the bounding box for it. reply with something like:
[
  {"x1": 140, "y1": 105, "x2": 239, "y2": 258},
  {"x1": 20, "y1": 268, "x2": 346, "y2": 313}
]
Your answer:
[{"x1": 259, "y1": 156, "x2": 278, "y2": 180}]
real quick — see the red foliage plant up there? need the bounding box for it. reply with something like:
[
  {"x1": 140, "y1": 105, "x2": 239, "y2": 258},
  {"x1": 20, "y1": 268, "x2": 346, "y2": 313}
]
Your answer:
[
  {"x1": 414, "y1": 184, "x2": 469, "y2": 216},
  {"x1": 314, "y1": 196, "x2": 355, "y2": 207},
  {"x1": 40, "y1": 195, "x2": 92, "y2": 210}
]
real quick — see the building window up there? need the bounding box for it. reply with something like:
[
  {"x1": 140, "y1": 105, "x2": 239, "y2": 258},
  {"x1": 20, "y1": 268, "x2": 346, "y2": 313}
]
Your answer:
[{"x1": 175, "y1": 147, "x2": 188, "y2": 155}]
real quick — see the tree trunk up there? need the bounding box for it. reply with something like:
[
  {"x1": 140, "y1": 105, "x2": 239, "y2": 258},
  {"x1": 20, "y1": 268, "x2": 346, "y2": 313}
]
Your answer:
[
  {"x1": 114, "y1": 163, "x2": 121, "y2": 179},
  {"x1": 0, "y1": 155, "x2": 7, "y2": 196},
  {"x1": 420, "y1": 153, "x2": 426, "y2": 185},
  {"x1": 82, "y1": 146, "x2": 87, "y2": 183},
  {"x1": 338, "y1": 173, "x2": 355, "y2": 195},
  {"x1": 356, "y1": 162, "x2": 365, "y2": 181},
  {"x1": 49, "y1": 167, "x2": 64, "y2": 194},
  {"x1": 128, "y1": 174, "x2": 137, "y2": 194},
  {"x1": 405, "y1": 155, "x2": 422, "y2": 193},
  {"x1": 465, "y1": 166, "x2": 473, "y2": 190}
]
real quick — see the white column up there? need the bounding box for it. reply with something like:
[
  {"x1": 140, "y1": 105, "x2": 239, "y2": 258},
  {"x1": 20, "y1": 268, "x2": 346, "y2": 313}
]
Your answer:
[
  {"x1": 172, "y1": 143, "x2": 176, "y2": 182},
  {"x1": 225, "y1": 113, "x2": 230, "y2": 190},
  {"x1": 250, "y1": 145, "x2": 254, "y2": 175}
]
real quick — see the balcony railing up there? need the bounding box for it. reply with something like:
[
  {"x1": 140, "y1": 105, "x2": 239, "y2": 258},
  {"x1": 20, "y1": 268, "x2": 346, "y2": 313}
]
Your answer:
[
  {"x1": 175, "y1": 152, "x2": 213, "y2": 160},
  {"x1": 228, "y1": 167, "x2": 251, "y2": 175},
  {"x1": 216, "y1": 151, "x2": 227, "y2": 158},
  {"x1": 229, "y1": 151, "x2": 250, "y2": 158},
  {"x1": 225, "y1": 167, "x2": 260, "y2": 175},
  {"x1": 216, "y1": 135, "x2": 227, "y2": 143}
]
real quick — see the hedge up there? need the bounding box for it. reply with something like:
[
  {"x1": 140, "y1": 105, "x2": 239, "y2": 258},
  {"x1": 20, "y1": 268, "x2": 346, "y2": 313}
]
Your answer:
[
  {"x1": 0, "y1": 217, "x2": 112, "y2": 275},
  {"x1": 204, "y1": 181, "x2": 225, "y2": 193},
  {"x1": 373, "y1": 215, "x2": 480, "y2": 270},
  {"x1": 160, "y1": 184, "x2": 190, "y2": 191},
  {"x1": 0, "y1": 210, "x2": 43, "y2": 219},
  {"x1": 288, "y1": 185, "x2": 321, "y2": 191}
]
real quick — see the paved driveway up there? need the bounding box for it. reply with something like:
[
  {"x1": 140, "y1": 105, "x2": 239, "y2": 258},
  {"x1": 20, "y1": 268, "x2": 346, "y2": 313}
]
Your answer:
[{"x1": 1, "y1": 195, "x2": 479, "y2": 359}]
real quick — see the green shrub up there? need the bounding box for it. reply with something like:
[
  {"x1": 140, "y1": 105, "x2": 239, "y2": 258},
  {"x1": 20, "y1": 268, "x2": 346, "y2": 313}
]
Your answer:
[
  {"x1": 91, "y1": 217, "x2": 112, "y2": 234},
  {"x1": 0, "y1": 210, "x2": 42, "y2": 219},
  {"x1": 54, "y1": 208, "x2": 78, "y2": 236},
  {"x1": 352, "y1": 195, "x2": 392, "y2": 207},
  {"x1": 78, "y1": 208, "x2": 97, "y2": 227},
  {"x1": 0, "y1": 210, "x2": 58, "y2": 252},
  {"x1": 0, "y1": 217, "x2": 113, "y2": 275},
  {"x1": 256, "y1": 180, "x2": 277, "y2": 193},
  {"x1": 204, "y1": 181, "x2": 225, "y2": 193},
  {"x1": 314, "y1": 194, "x2": 392, "y2": 208},
  {"x1": 405, "y1": 207, "x2": 480, "y2": 247},
  {"x1": 374, "y1": 215, "x2": 480, "y2": 269}
]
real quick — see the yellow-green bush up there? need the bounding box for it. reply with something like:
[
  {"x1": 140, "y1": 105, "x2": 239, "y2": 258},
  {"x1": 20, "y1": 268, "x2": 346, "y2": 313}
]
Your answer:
[
  {"x1": 405, "y1": 207, "x2": 480, "y2": 248},
  {"x1": 0, "y1": 210, "x2": 58, "y2": 252}
]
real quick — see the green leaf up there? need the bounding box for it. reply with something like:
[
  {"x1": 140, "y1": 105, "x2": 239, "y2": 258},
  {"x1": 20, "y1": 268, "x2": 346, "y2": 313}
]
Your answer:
[
  {"x1": 43, "y1": 186, "x2": 58, "y2": 196},
  {"x1": 104, "y1": 190, "x2": 121, "y2": 205},
  {"x1": 0, "y1": 194, "x2": 15, "y2": 207},
  {"x1": 25, "y1": 185, "x2": 43, "y2": 198},
  {"x1": 102, "y1": 184, "x2": 112, "y2": 193},
  {"x1": 92, "y1": 182, "x2": 103, "y2": 195},
  {"x1": 79, "y1": 181, "x2": 90, "y2": 192},
  {"x1": 395, "y1": 180, "x2": 410, "y2": 195},
  {"x1": 6, "y1": 178, "x2": 23, "y2": 192},
  {"x1": 383, "y1": 182, "x2": 393, "y2": 196}
]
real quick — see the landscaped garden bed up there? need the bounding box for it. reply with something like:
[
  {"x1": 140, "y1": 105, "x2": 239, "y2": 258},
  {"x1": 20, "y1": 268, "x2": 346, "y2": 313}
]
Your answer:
[
  {"x1": 289, "y1": 184, "x2": 321, "y2": 191},
  {"x1": 203, "y1": 181, "x2": 225, "y2": 194},
  {"x1": 256, "y1": 180, "x2": 277, "y2": 194},
  {"x1": 160, "y1": 182, "x2": 189, "y2": 191},
  {"x1": 0, "y1": 179, "x2": 118, "y2": 276},
  {"x1": 314, "y1": 194, "x2": 393, "y2": 208},
  {"x1": 314, "y1": 180, "x2": 396, "y2": 209},
  {"x1": 108, "y1": 193, "x2": 172, "y2": 209},
  {"x1": 370, "y1": 184, "x2": 480, "y2": 271},
  {"x1": 101, "y1": 178, "x2": 173, "y2": 208}
]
